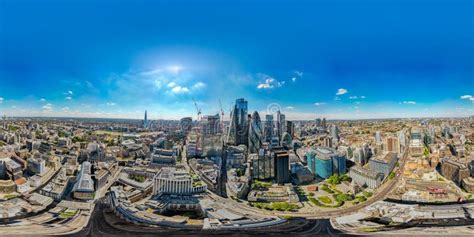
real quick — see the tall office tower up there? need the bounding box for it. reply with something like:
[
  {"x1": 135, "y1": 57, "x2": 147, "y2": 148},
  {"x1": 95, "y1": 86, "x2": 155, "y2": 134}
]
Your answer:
[
  {"x1": 424, "y1": 126, "x2": 435, "y2": 145},
  {"x1": 353, "y1": 147, "x2": 365, "y2": 166},
  {"x1": 272, "y1": 147, "x2": 289, "y2": 184},
  {"x1": 249, "y1": 111, "x2": 263, "y2": 153},
  {"x1": 276, "y1": 110, "x2": 281, "y2": 140},
  {"x1": 315, "y1": 118, "x2": 322, "y2": 127},
  {"x1": 384, "y1": 135, "x2": 400, "y2": 154},
  {"x1": 330, "y1": 124, "x2": 340, "y2": 141},
  {"x1": 143, "y1": 110, "x2": 148, "y2": 129},
  {"x1": 276, "y1": 111, "x2": 286, "y2": 142},
  {"x1": 398, "y1": 130, "x2": 406, "y2": 149},
  {"x1": 442, "y1": 126, "x2": 451, "y2": 138},
  {"x1": 251, "y1": 148, "x2": 274, "y2": 180},
  {"x1": 322, "y1": 118, "x2": 327, "y2": 129},
  {"x1": 2, "y1": 115, "x2": 6, "y2": 130},
  {"x1": 280, "y1": 114, "x2": 286, "y2": 140},
  {"x1": 180, "y1": 117, "x2": 193, "y2": 131},
  {"x1": 206, "y1": 114, "x2": 220, "y2": 135},
  {"x1": 286, "y1": 120, "x2": 294, "y2": 137},
  {"x1": 375, "y1": 131, "x2": 382, "y2": 143},
  {"x1": 264, "y1": 114, "x2": 274, "y2": 142},
  {"x1": 230, "y1": 98, "x2": 249, "y2": 146}
]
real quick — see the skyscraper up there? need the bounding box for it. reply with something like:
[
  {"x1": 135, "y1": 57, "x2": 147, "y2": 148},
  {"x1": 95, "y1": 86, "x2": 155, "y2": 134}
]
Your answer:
[
  {"x1": 315, "y1": 118, "x2": 322, "y2": 127},
  {"x1": 249, "y1": 111, "x2": 263, "y2": 153},
  {"x1": 143, "y1": 110, "x2": 148, "y2": 129},
  {"x1": 276, "y1": 111, "x2": 286, "y2": 142},
  {"x1": 286, "y1": 120, "x2": 294, "y2": 137},
  {"x1": 384, "y1": 135, "x2": 400, "y2": 154},
  {"x1": 251, "y1": 148, "x2": 274, "y2": 180},
  {"x1": 375, "y1": 131, "x2": 382, "y2": 143},
  {"x1": 230, "y1": 98, "x2": 248, "y2": 146},
  {"x1": 272, "y1": 147, "x2": 290, "y2": 184},
  {"x1": 330, "y1": 124, "x2": 339, "y2": 141},
  {"x1": 264, "y1": 114, "x2": 274, "y2": 142}
]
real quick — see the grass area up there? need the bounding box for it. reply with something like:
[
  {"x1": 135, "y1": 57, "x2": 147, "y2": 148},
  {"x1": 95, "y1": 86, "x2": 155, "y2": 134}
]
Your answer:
[
  {"x1": 388, "y1": 171, "x2": 396, "y2": 180},
  {"x1": 252, "y1": 180, "x2": 272, "y2": 189},
  {"x1": 423, "y1": 146, "x2": 430, "y2": 156},
  {"x1": 309, "y1": 197, "x2": 343, "y2": 208},
  {"x1": 353, "y1": 194, "x2": 368, "y2": 204},
  {"x1": 321, "y1": 184, "x2": 335, "y2": 194},
  {"x1": 129, "y1": 173, "x2": 146, "y2": 183},
  {"x1": 7, "y1": 125, "x2": 19, "y2": 132},
  {"x1": 59, "y1": 210, "x2": 78, "y2": 219},
  {"x1": 280, "y1": 215, "x2": 296, "y2": 220},
  {"x1": 318, "y1": 196, "x2": 332, "y2": 204},
  {"x1": 362, "y1": 191, "x2": 373, "y2": 198},
  {"x1": 4, "y1": 193, "x2": 18, "y2": 200},
  {"x1": 334, "y1": 193, "x2": 354, "y2": 202},
  {"x1": 72, "y1": 136, "x2": 86, "y2": 143},
  {"x1": 250, "y1": 202, "x2": 300, "y2": 212},
  {"x1": 192, "y1": 181, "x2": 203, "y2": 187}
]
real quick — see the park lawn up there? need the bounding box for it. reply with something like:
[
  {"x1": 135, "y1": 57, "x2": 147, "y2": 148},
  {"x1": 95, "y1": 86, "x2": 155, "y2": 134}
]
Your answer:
[{"x1": 318, "y1": 196, "x2": 333, "y2": 204}]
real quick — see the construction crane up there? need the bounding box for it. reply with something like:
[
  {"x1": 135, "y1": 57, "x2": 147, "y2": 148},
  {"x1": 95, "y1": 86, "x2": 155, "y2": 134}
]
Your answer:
[
  {"x1": 192, "y1": 98, "x2": 202, "y2": 121},
  {"x1": 219, "y1": 99, "x2": 225, "y2": 133}
]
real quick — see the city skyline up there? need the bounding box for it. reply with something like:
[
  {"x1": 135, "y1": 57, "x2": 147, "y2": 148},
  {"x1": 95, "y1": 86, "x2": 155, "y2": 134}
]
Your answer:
[{"x1": 0, "y1": 0, "x2": 473, "y2": 120}]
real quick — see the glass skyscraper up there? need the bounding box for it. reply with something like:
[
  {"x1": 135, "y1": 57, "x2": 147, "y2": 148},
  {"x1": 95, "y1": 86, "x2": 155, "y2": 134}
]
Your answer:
[{"x1": 249, "y1": 111, "x2": 263, "y2": 153}]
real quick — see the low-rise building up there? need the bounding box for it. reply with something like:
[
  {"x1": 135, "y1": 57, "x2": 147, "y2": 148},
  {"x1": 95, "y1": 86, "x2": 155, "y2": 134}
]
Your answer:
[
  {"x1": 152, "y1": 167, "x2": 206, "y2": 196},
  {"x1": 150, "y1": 149, "x2": 176, "y2": 166},
  {"x1": 441, "y1": 159, "x2": 470, "y2": 186},
  {"x1": 72, "y1": 161, "x2": 95, "y2": 200},
  {"x1": 349, "y1": 165, "x2": 384, "y2": 189},
  {"x1": 368, "y1": 151, "x2": 398, "y2": 179}
]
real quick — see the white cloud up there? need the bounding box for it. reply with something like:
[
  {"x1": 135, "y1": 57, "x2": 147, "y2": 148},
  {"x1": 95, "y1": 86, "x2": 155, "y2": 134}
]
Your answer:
[
  {"x1": 314, "y1": 102, "x2": 326, "y2": 106},
  {"x1": 401, "y1": 101, "x2": 416, "y2": 104},
  {"x1": 68, "y1": 90, "x2": 73, "y2": 95},
  {"x1": 334, "y1": 97, "x2": 341, "y2": 101},
  {"x1": 294, "y1": 70, "x2": 303, "y2": 77},
  {"x1": 256, "y1": 74, "x2": 284, "y2": 89},
  {"x1": 11, "y1": 106, "x2": 16, "y2": 109},
  {"x1": 42, "y1": 103, "x2": 53, "y2": 111},
  {"x1": 65, "y1": 96, "x2": 72, "y2": 100},
  {"x1": 349, "y1": 96, "x2": 358, "y2": 99},
  {"x1": 62, "y1": 107, "x2": 70, "y2": 111},
  {"x1": 460, "y1": 95, "x2": 474, "y2": 102},
  {"x1": 106, "y1": 102, "x2": 116, "y2": 106},
  {"x1": 192, "y1": 82, "x2": 206, "y2": 89},
  {"x1": 355, "y1": 101, "x2": 361, "y2": 104},
  {"x1": 291, "y1": 77, "x2": 297, "y2": 82},
  {"x1": 167, "y1": 82, "x2": 177, "y2": 88},
  {"x1": 40, "y1": 98, "x2": 46, "y2": 102},
  {"x1": 0, "y1": 97, "x2": 3, "y2": 103},
  {"x1": 171, "y1": 86, "x2": 189, "y2": 94},
  {"x1": 286, "y1": 106, "x2": 295, "y2": 110},
  {"x1": 360, "y1": 96, "x2": 366, "y2": 99},
  {"x1": 336, "y1": 88, "x2": 348, "y2": 95}
]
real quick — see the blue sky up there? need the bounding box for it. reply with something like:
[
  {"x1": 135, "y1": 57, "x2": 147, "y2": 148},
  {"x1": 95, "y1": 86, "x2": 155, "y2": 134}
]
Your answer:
[{"x1": 0, "y1": 0, "x2": 473, "y2": 119}]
